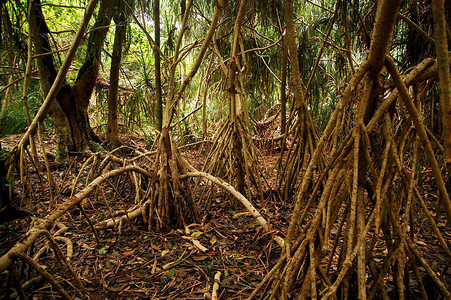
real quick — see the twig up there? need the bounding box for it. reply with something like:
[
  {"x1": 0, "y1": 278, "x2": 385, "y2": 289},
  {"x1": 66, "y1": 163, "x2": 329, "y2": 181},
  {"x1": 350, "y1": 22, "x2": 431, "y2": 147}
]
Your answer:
[{"x1": 211, "y1": 271, "x2": 221, "y2": 300}]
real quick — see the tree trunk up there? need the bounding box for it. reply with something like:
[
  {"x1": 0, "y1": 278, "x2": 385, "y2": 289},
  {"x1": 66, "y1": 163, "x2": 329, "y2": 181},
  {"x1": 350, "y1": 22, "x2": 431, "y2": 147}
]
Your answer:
[
  {"x1": 285, "y1": 0, "x2": 306, "y2": 111},
  {"x1": 280, "y1": 37, "x2": 287, "y2": 136},
  {"x1": 106, "y1": 25, "x2": 125, "y2": 146},
  {"x1": 66, "y1": 0, "x2": 113, "y2": 151},
  {"x1": 278, "y1": 0, "x2": 320, "y2": 201},
  {"x1": 431, "y1": 0, "x2": 451, "y2": 175},
  {"x1": 30, "y1": 0, "x2": 113, "y2": 154},
  {"x1": 0, "y1": 8, "x2": 16, "y2": 120},
  {"x1": 229, "y1": 0, "x2": 247, "y2": 195},
  {"x1": 29, "y1": 0, "x2": 73, "y2": 155},
  {"x1": 0, "y1": 142, "x2": 9, "y2": 211},
  {"x1": 154, "y1": 0, "x2": 163, "y2": 131},
  {"x1": 151, "y1": 0, "x2": 222, "y2": 230},
  {"x1": 106, "y1": 0, "x2": 130, "y2": 147}
]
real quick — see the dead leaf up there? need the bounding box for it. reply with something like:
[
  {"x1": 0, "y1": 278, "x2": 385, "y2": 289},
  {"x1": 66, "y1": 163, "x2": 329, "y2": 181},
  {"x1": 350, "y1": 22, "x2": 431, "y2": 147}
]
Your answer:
[
  {"x1": 193, "y1": 255, "x2": 208, "y2": 261},
  {"x1": 123, "y1": 249, "x2": 136, "y2": 256},
  {"x1": 191, "y1": 231, "x2": 203, "y2": 237},
  {"x1": 416, "y1": 240, "x2": 427, "y2": 247}
]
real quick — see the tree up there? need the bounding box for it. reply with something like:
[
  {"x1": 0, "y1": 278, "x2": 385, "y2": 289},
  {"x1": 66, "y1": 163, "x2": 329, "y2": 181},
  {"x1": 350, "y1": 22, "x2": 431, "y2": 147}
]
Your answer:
[
  {"x1": 149, "y1": 0, "x2": 222, "y2": 230},
  {"x1": 154, "y1": 0, "x2": 163, "y2": 131},
  {"x1": 0, "y1": 142, "x2": 10, "y2": 213},
  {"x1": 277, "y1": 0, "x2": 322, "y2": 201},
  {"x1": 280, "y1": 37, "x2": 288, "y2": 136},
  {"x1": 1, "y1": 0, "x2": 450, "y2": 298},
  {"x1": 249, "y1": 0, "x2": 451, "y2": 298},
  {"x1": 204, "y1": 0, "x2": 264, "y2": 203},
  {"x1": 431, "y1": 0, "x2": 451, "y2": 177},
  {"x1": 0, "y1": 0, "x2": 27, "y2": 123},
  {"x1": 106, "y1": 0, "x2": 133, "y2": 147},
  {"x1": 30, "y1": 0, "x2": 114, "y2": 154}
]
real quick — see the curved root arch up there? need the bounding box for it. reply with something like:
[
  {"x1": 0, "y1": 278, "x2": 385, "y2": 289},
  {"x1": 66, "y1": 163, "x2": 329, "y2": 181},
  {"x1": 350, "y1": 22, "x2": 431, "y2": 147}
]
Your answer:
[{"x1": 0, "y1": 164, "x2": 153, "y2": 298}]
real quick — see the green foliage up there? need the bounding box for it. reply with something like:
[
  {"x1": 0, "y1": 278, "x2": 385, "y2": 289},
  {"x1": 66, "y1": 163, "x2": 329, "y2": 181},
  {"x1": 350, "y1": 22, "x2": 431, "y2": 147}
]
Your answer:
[
  {"x1": 144, "y1": 132, "x2": 156, "y2": 149},
  {"x1": 0, "y1": 89, "x2": 41, "y2": 137},
  {"x1": 0, "y1": 0, "x2": 398, "y2": 144}
]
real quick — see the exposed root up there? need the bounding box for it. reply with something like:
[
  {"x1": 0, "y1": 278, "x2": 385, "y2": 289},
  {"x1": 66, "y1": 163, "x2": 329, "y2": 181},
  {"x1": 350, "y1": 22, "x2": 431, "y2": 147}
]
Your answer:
[
  {"x1": 277, "y1": 103, "x2": 323, "y2": 202},
  {"x1": 252, "y1": 53, "x2": 450, "y2": 299},
  {"x1": 277, "y1": 0, "x2": 323, "y2": 202},
  {"x1": 0, "y1": 164, "x2": 153, "y2": 297},
  {"x1": 204, "y1": 116, "x2": 265, "y2": 205},
  {"x1": 95, "y1": 152, "x2": 284, "y2": 248},
  {"x1": 148, "y1": 127, "x2": 200, "y2": 230},
  {"x1": 9, "y1": 251, "x2": 71, "y2": 300}
]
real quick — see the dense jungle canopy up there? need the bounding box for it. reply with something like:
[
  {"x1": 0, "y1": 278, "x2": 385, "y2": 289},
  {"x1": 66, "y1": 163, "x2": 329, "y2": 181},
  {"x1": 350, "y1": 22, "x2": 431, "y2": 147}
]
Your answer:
[{"x1": 0, "y1": 0, "x2": 450, "y2": 298}]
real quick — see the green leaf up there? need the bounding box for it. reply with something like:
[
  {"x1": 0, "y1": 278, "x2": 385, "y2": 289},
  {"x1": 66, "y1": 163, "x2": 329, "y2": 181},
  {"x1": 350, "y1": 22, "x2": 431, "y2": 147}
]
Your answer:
[
  {"x1": 174, "y1": 250, "x2": 186, "y2": 263},
  {"x1": 191, "y1": 231, "x2": 203, "y2": 237},
  {"x1": 99, "y1": 247, "x2": 108, "y2": 255},
  {"x1": 167, "y1": 268, "x2": 175, "y2": 276}
]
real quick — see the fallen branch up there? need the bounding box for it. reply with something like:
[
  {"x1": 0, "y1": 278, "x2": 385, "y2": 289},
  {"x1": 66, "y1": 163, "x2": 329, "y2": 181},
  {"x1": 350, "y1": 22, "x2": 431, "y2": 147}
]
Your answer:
[{"x1": 179, "y1": 168, "x2": 285, "y2": 248}]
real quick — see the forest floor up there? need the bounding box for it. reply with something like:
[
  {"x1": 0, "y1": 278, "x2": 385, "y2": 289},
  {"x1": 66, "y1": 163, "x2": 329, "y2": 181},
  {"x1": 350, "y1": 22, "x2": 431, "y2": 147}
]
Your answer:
[
  {"x1": 0, "y1": 132, "x2": 450, "y2": 299},
  {"x1": 0, "y1": 133, "x2": 290, "y2": 299}
]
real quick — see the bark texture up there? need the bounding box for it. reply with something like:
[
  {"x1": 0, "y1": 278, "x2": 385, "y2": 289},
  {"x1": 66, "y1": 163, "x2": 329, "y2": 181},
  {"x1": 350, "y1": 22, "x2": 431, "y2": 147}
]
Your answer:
[
  {"x1": 30, "y1": 0, "x2": 114, "y2": 153},
  {"x1": 106, "y1": 0, "x2": 130, "y2": 146}
]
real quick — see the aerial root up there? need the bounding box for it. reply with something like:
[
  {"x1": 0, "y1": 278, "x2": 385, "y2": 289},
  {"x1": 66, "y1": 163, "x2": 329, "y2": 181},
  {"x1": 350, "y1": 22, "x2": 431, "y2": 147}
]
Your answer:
[
  {"x1": 252, "y1": 56, "x2": 450, "y2": 299},
  {"x1": 2, "y1": 48, "x2": 447, "y2": 299},
  {"x1": 96, "y1": 154, "x2": 285, "y2": 248},
  {"x1": 203, "y1": 117, "x2": 265, "y2": 206},
  {"x1": 9, "y1": 251, "x2": 71, "y2": 300},
  {"x1": 4, "y1": 227, "x2": 83, "y2": 300},
  {"x1": 147, "y1": 130, "x2": 201, "y2": 230},
  {"x1": 0, "y1": 142, "x2": 285, "y2": 297},
  {"x1": 277, "y1": 104, "x2": 323, "y2": 202}
]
